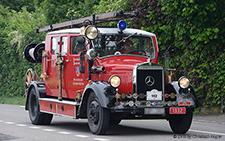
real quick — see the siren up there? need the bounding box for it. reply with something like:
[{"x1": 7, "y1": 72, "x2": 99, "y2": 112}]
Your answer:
[
  {"x1": 24, "y1": 43, "x2": 45, "y2": 63},
  {"x1": 117, "y1": 20, "x2": 127, "y2": 31}
]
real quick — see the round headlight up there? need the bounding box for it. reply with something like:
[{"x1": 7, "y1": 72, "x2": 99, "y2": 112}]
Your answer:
[
  {"x1": 85, "y1": 25, "x2": 98, "y2": 40},
  {"x1": 178, "y1": 77, "x2": 190, "y2": 89},
  {"x1": 109, "y1": 75, "x2": 121, "y2": 88}
]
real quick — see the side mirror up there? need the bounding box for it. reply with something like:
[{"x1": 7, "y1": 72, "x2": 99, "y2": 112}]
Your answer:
[
  {"x1": 80, "y1": 51, "x2": 86, "y2": 73},
  {"x1": 86, "y1": 48, "x2": 98, "y2": 60}
]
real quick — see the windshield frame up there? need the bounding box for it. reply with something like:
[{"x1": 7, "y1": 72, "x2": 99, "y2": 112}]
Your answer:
[{"x1": 93, "y1": 33, "x2": 156, "y2": 59}]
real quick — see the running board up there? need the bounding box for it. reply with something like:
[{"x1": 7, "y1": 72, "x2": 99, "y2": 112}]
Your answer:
[{"x1": 39, "y1": 98, "x2": 80, "y2": 119}]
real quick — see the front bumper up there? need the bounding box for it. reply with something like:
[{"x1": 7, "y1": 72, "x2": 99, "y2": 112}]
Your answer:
[{"x1": 110, "y1": 106, "x2": 194, "y2": 119}]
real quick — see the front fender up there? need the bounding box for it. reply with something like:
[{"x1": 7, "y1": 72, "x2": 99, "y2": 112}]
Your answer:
[
  {"x1": 78, "y1": 81, "x2": 116, "y2": 118},
  {"x1": 166, "y1": 81, "x2": 199, "y2": 108}
]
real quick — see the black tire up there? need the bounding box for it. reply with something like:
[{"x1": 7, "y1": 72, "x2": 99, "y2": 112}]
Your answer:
[
  {"x1": 169, "y1": 112, "x2": 193, "y2": 134},
  {"x1": 110, "y1": 115, "x2": 122, "y2": 125},
  {"x1": 28, "y1": 88, "x2": 53, "y2": 125},
  {"x1": 87, "y1": 92, "x2": 110, "y2": 135}
]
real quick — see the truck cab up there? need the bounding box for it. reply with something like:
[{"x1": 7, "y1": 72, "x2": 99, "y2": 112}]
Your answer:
[{"x1": 24, "y1": 10, "x2": 198, "y2": 135}]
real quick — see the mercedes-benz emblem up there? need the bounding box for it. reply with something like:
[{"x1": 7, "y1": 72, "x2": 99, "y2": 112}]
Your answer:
[{"x1": 145, "y1": 76, "x2": 155, "y2": 86}]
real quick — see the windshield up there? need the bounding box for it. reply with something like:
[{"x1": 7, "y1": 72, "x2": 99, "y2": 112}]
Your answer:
[{"x1": 93, "y1": 35, "x2": 155, "y2": 58}]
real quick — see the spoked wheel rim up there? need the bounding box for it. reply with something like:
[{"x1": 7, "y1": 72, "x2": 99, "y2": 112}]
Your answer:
[
  {"x1": 25, "y1": 69, "x2": 35, "y2": 96},
  {"x1": 25, "y1": 70, "x2": 33, "y2": 86}
]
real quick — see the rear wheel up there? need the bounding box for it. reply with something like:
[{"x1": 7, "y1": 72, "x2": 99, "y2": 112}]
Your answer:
[
  {"x1": 87, "y1": 92, "x2": 110, "y2": 135},
  {"x1": 169, "y1": 112, "x2": 193, "y2": 134},
  {"x1": 28, "y1": 88, "x2": 53, "y2": 125}
]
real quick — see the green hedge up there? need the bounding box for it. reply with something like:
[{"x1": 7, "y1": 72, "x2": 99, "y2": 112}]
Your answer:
[{"x1": 131, "y1": 0, "x2": 225, "y2": 107}]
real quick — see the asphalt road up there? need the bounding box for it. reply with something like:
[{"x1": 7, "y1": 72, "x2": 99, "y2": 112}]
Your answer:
[{"x1": 0, "y1": 104, "x2": 225, "y2": 141}]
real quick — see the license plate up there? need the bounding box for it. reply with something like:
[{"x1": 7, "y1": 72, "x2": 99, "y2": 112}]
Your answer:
[
  {"x1": 169, "y1": 107, "x2": 186, "y2": 114},
  {"x1": 144, "y1": 108, "x2": 165, "y2": 115}
]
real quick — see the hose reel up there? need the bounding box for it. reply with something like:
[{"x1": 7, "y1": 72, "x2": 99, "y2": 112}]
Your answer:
[{"x1": 24, "y1": 43, "x2": 45, "y2": 63}]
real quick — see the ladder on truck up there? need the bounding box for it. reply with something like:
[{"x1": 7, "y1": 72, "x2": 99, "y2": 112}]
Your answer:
[{"x1": 37, "y1": 9, "x2": 139, "y2": 33}]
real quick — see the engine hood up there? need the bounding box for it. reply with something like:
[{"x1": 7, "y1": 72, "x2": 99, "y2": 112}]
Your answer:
[
  {"x1": 93, "y1": 55, "x2": 149, "y2": 94},
  {"x1": 94, "y1": 55, "x2": 149, "y2": 73}
]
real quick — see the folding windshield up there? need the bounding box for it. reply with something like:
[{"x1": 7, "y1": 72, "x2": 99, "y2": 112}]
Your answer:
[{"x1": 93, "y1": 34, "x2": 155, "y2": 58}]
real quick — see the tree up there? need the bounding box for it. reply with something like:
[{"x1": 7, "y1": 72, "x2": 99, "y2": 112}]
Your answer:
[
  {"x1": 0, "y1": 0, "x2": 44, "y2": 12},
  {"x1": 131, "y1": 0, "x2": 225, "y2": 107},
  {"x1": 0, "y1": 6, "x2": 46, "y2": 97},
  {"x1": 40, "y1": 0, "x2": 82, "y2": 24},
  {"x1": 93, "y1": 0, "x2": 132, "y2": 14}
]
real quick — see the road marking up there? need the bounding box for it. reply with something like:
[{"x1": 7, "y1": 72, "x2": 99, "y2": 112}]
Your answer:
[
  {"x1": 190, "y1": 129, "x2": 225, "y2": 136},
  {"x1": 0, "y1": 120, "x2": 3, "y2": 122},
  {"x1": 93, "y1": 138, "x2": 110, "y2": 141},
  {"x1": 20, "y1": 106, "x2": 25, "y2": 108},
  {"x1": 5, "y1": 122, "x2": 15, "y2": 124},
  {"x1": 75, "y1": 135, "x2": 89, "y2": 138},
  {"x1": 58, "y1": 131, "x2": 72, "y2": 135},
  {"x1": 16, "y1": 124, "x2": 27, "y2": 127},
  {"x1": 29, "y1": 126, "x2": 41, "y2": 129},
  {"x1": 43, "y1": 129, "x2": 56, "y2": 132}
]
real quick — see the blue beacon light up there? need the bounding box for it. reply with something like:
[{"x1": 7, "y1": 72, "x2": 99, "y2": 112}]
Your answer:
[{"x1": 118, "y1": 20, "x2": 127, "y2": 31}]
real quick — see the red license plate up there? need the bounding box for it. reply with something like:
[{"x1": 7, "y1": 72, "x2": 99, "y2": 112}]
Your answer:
[{"x1": 169, "y1": 107, "x2": 186, "y2": 114}]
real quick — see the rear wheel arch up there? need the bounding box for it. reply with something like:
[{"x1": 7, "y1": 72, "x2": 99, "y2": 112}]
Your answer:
[
  {"x1": 25, "y1": 81, "x2": 46, "y2": 110},
  {"x1": 25, "y1": 85, "x2": 37, "y2": 110}
]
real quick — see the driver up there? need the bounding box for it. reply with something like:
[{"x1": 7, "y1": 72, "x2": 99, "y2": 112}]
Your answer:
[{"x1": 123, "y1": 39, "x2": 133, "y2": 53}]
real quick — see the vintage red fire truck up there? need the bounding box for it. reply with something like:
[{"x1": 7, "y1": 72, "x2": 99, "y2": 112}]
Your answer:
[{"x1": 24, "y1": 10, "x2": 199, "y2": 135}]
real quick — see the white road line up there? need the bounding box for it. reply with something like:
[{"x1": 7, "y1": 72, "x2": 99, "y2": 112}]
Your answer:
[
  {"x1": 58, "y1": 132, "x2": 72, "y2": 135},
  {"x1": 43, "y1": 129, "x2": 56, "y2": 132},
  {"x1": 190, "y1": 129, "x2": 225, "y2": 136},
  {"x1": 93, "y1": 138, "x2": 110, "y2": 141},
  {"x1": 75, "y1": 135, "x2": 89, "y2": 138},
  {"x1": 29, "y1": 126, "x2": 41, "y2": 129},
  {"x1": 16, "y1": 124, "x2": 27, "y2": 127},
  {"x1": 5, "y1": 122, "x2": 15, "y2": 124},
  {"x1": 0, "y1": 120, "x2": 3, "y2": 122},
  {"x1": 20, "y1": 106, "x2": 25, "y2": 108}
]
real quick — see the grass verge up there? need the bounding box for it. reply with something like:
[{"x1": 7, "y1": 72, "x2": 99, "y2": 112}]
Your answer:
[{"x1": 0, "y1": 96, "x2": 26, "y2": 105}]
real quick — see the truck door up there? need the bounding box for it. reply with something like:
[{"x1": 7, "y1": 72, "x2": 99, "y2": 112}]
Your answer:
[
  {"x1": 45, "y1": 35, "x2": 60, "y2": 96},
  {"x1": 62, "y1": 35, "x2": 88, "y2": 99}
]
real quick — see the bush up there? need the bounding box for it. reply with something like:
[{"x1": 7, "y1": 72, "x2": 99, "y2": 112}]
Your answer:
[
  {"x1": 0, "y1": 6, "x2": 46, "y2": 97},
  {"x1": 131, "y1": 0, "x2": 225, "y2": 107}
]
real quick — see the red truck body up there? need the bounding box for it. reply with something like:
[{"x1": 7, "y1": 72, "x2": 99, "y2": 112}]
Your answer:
[{"x1": 24, "y1": 11, "x2": 198, "y2": 135}]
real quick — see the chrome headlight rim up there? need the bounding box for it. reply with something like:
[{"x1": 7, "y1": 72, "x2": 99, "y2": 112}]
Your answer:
[
  {"x1": 178, "y1": 76, "x2": 190, "y2": 89},
  {"x1": 84, "y1": 25, "x2": 98, "y2": 40},
  {"x1": 109, "y1": 75, "x2": 121, "y2": 88}
]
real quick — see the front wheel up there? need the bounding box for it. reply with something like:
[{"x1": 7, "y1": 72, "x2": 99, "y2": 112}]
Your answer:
[
  {"x1": 169, "y1": 112, "x2": 193, "y2": 134},
  {"x1": 28, "y1": 88, "x2": 53, "y2": 125},
  {"x1": 110, "y1": 114, "x2": 122, "y2": 125},
  {"x1": 87, "y1": 92, "x2": 110, "y2": 135}
]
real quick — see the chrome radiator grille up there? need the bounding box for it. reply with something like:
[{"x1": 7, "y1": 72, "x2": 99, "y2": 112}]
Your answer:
[{"x1": 134, "y1": 65, "x2": 164, "y2": 99}]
